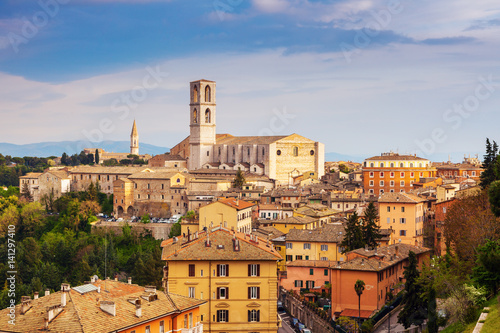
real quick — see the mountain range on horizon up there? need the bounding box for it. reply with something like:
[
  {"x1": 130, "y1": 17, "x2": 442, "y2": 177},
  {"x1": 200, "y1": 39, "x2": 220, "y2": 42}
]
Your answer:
[{"x1": 0, "y1": 141, "x2": 481, "y2": 164}]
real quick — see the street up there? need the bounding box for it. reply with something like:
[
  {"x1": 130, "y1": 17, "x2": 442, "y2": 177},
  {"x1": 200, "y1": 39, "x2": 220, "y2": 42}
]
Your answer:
[{"x1": 278, "y1": 310, "x2": 296, "y2": 333}]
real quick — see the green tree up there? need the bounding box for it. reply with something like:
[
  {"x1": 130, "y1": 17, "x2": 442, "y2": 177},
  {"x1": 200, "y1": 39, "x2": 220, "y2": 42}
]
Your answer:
[
  {"x1": 480, "y1": 138, "x2": 499, "y2": 189},
  {"x1": 140, "y1": 214, "x2": 151, "y2": 224},
  {"x1": 471, "y1": 239, "x2": 500, "y2": 294},
  {"x1": 340, "y1": 212, "x2": 364, "y2": 253},
  {"x1": 232, "y1": 168, "x2": 245, "y2": 188},
  {"x1": 427, "y1": 286, "x2": 438, "y2": 333},
  {"x1": 354, "y1": 279, "x2": 365, "y2": 332},
  {"x1": 169, "y1": 221, "x2": 181, "y2": 238},
  {"x1": 398, "y1": 251, "x2": 427, "y2": 330},
  {"x1": 20, "y1": 202, "x2": 45, "y2": 237},
  {"x1": 362, "y1": 202, "x2": 382, "y2": 249},
  {"x1": 488, "y1": 180, "x2": 500, "y2": 217},
  {"x1": 95, "y1": 149, "x2": 100, "y2": 164},
  {"x1": 339, "y1": 164, "x2": 350, "y2": 173},
  {"x1": 21, "y1": 182, "x2": 32, "y2": 201}
]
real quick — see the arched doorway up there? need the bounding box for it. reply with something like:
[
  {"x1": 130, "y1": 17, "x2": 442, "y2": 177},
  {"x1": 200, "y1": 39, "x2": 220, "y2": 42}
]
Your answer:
[
  {"x1": 127, "y1": 206, "x2": 134, "y2": 216},
  {"x1": 117, "y1": 206, "x2": 124, "y2": 216}
]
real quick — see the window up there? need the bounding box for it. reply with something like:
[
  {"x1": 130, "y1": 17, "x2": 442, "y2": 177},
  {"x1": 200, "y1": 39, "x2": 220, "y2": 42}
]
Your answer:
[
  {"x1": 400, "y1": 230, "x2": 407, "y2": 236},
  {"x1": 205, "y1": 109, "x2": 211, "y2": 123},
  {"x1": 380, "y1": 163, "x2": 385, "y2": 168},
  {"x1": 217, "y1": 310, "x2": 228, "y2": 322},
  {"x1": 370, "y1": 162, "x2": 374, "y2": 167},
  {"x1": 410, "y1": 172, "x2": 414, "y2": 177},
  {"x1": 400, "y1": 172, "x2": 405, "y2": 177},
  {"x1": 286, "y1": 243, "x2": 293, "y2": 249},
  {"x1": 400, "y1": 180, "x2": 405, "y2": 186},
  {"x1": 160, "y1": 321, "x2": 165, "y2": 333},
  {"x1": 320, "y1": 257, "x2": 328, "y2": 261},
  {"x1": 324, "y1": 269, "x2": 328, "y2": 276},
  {"x1": 401, "y1": 207, "x2": 405, "y2": 212},
  {"x1": 248, "y1": 286, "x2": 260, "y2": 299},
  {"x1": 390, "y1": 181, "x2": 394, "y2": 187},
  {"x1": 387, "y1": 206, "x2": 390, "y2": 212},
  {"x1": 217, "y1": 264, "x2": 228, "y2": 277},
  {"x1": 295, "y1": 255, "x2": 303, "y2": 260},
  {"x1": 310, "y1": 150, "x2": 315, "y2": 155},
  {"x1": 387, "y1": 217, "x2": 390, "y2": 224},
  {"x1": 321, "y1": 244, "x2": 328, "y2": 251},
  {"x1": 193, "y1": 108, "x2": 198, "y2": 123},
  {"x1": 189, "y1": 287, "x2": 195, "y2": 298},
  {"x1": 380, "y1": 180, "x2": 384, "y2": 186},
  {"x1": 200, "y1": 269, "x2": 203, "y2": 277},
  {"x1": 189, "y1": 312, "x2": 193, "y2": 329},
  {"x1": 400, "y1": 218, "x2": 406, "y2": 224},
  {"x1": 390, "y1": 172, "x2": 394, "y2": 178},
  {"x1": 145, "y1": 326, "x2": 150, "y2": 333},
  {"x1": 217, "y1": 287, "x2": 228, "y2": 299},
  {"x1": 248, "y1": 264, "x2": 260, "y2": 277},
  {"x1": 380, "y1": 172, "x2": 384, "y2": 177},
  {"x1": 369, "y1": 180, "x2": 374, "y2": 186},
  {"x1": 193, "y1": 85, "x2": 198, "y2": 102},
  {"x1": 277, "y1": 150, "x2": 281, "y2": 156},
  {"x1": 310, "y1": 268, "x2": 314, "y2": 275},
  {"x1": 303, "y1": 243, "x2": 311, "y2": 250},
  {"x1": 294, "y1": 280, "x2": 303, "y2": 287},
  {"x1": 306, "y1": 281, "x2": 315, "y2": 289},
  {"x1": 293, "y1": 147, "x2": 298, "y2": 156},
  {"x1": 286, "y1": 255, "x2": 293, "y2": 261},
  {"x1": 205, "y1": 85, "x2": 211, "y2": 102},
  {"x1": 248, "y1": 309, "x2": 260, "y2": 322},
  {"x1": 369, "y1": 172, "x2": 374, "y2": 178}
]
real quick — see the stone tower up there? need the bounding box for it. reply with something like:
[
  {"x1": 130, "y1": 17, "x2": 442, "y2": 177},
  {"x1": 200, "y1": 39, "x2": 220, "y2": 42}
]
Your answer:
[
  {"x1": 130, "y1": 120, "x2": 139, "y2": 155},
  {"x1": 188, "y1": 80, "x2": 216, "y2": 169}
]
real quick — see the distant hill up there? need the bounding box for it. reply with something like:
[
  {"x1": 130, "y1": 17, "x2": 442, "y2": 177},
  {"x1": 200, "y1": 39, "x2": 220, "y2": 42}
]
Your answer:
[
  {"x1": 0, "y1": 141, "x2": 170, "y2": 158},
  {"x1": 325, "y1": 152, "x2": 365, "y2": 163}
]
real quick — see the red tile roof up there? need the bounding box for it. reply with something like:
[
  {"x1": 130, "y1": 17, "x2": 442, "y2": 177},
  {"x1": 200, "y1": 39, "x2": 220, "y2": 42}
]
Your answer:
[{"x1": 219, "y1": 198, "x2": 255, "y2": 210}]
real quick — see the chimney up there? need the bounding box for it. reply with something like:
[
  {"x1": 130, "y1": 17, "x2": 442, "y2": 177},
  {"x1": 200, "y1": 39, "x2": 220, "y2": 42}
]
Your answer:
[
  {"x1": 61, "y1": 283, "x2": 70, "y2": 307},
  {"x1": 145, "y1": 286, "x2": 156, "y2": 294},
  {"x1": 97, "y1": 286, "x2": 101, "y2": 293},
  {"x1": 34, "y1": 292, "x2": 39, "y2": 300},
  {"x1": 364, "y1": 244, "x2": 368, "y2": 251},
  {"x1": 378, "y1": 261, "x2": 382, "y2": 269},
  {"x1": 128, "y1": 277, "x2": 132, "y2": 284},
  {"x1": 361, "y1": 259, "x2": 364, "y2": 265},
  {"x1": 206, "y1": 232, "x2": 211, "y2": 247},
  {"x1": 47, "y1": 304, "x2": 63, "y2": 323},
  {"x1": 100, "y1": 301, "x2": 116, "y2": 316},
  {"x1": 21, "y1": 296, "x2": 32, "y2": 314},
  {"x1": 135, "y1": 303, "x2": 142, "y2": 318},
  {"x1": 90, "y1": 275, "x2": 98, "y2": 283},
  {"x1": 45, "y1": 289, "x2": 50, "y2": 296}
]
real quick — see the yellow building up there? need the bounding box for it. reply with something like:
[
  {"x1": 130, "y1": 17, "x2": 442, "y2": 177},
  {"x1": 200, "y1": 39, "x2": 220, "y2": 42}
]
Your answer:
[
  {"x1": 378, "y1": 192, "x2": 426, "y2": 246},
  {"x1": 293, "y1": 203, "x2": 338, "y2": 226},
  {"x1": 161, "y1": 227, "x2": 282, "y2": 333},
  {"x1": 198, "y1": 198, "x2": 255, "y2": 233},
  {"x1": 259, "y1": 215, "x2": 318, "y2": 234},
  {"x1": 284, "y1": 224, "x2": 347, "y2": 263}
]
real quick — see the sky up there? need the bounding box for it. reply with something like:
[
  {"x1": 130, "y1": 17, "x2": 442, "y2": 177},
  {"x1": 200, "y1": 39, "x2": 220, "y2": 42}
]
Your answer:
[{"x1": 0, "y1": 0, "x2": 499, "y2": 161}]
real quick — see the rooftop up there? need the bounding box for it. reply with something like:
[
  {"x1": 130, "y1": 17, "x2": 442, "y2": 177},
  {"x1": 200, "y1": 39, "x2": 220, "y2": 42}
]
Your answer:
[
  {"x1": 378, "y1": 192, "x2": 426, "y2": 203},
  {"x1": 286, "y1": 224, "x2": 345, "y2": 243}
]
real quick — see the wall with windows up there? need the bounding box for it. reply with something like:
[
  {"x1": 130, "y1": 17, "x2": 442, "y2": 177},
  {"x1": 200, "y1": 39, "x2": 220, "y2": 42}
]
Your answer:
[
  {"x1": 378, "y1": 200, "x2": 425, "y2": 246},
  {"x1": 280, "y1": 261, "x2": 332, "y2": 292}
]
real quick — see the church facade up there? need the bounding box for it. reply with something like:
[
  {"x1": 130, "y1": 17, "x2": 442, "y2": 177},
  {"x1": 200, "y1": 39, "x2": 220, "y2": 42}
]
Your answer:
[{"x1": 170, "y1": 79, "x2": 325, "y2": 185}]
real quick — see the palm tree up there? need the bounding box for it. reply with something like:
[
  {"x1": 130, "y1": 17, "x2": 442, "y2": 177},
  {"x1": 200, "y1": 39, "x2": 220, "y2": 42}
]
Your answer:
[{"x1": 354, "y1": 279, "x2": 365, "y2": 332}]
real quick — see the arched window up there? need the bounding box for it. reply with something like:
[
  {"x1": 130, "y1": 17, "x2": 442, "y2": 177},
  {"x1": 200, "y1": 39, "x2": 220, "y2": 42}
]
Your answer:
[
  {"x1": 400, "y1": 163, "x2": 404, "y2": 167},
  {"x1": 233, "y1": 147, "x2": 235, "y2": 155},
  {"x1": 370, "y1": 163, "x2": 374, "y2": 167},
  {"x1": 193, "y1": 109, "x2": 197, "y2": 124},
  {"x1": 247, "y1": 148, "x2": 250, "y2": 156},
  {"x1": 262, "y1": 148, "x2": 265, "y2": 156},
  {"x1": 205, "y1": 109, "x2": 211, "y2": 123},
  {"x1": 390, "y1": 163, "x2": 394, "y2": 167},
  {"x1": 380, "y1": 163, "x2": 384, "y2": 168},
  {"x1": 218, "y1": 147, "x2": 221, "y2": 155},
  {"x1": 410, "y1": 163, "x2": 414, "y2": 168},
  {"x1": 193, "y1": 85, "x2": 198, "y2": 103},
  {"x1": 205, "y1": 85, "x2": 211, "y2": 102},
  {"x1": 293, "y1": 147, "x2": 298, "y2": 156}
]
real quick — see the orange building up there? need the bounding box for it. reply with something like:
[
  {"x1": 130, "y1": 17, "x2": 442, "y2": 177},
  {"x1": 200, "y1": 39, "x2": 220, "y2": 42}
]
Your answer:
[
  {"x1": 0, "y1": 279, "x2": 205, "y2": 333},
  {"x1": 434, "y1": 158, "x2": 483, "y2": 182},
  {"x1": 281, "y1": 260, "x2": 333, "y2": 292},
  {"x1": 330, "y1": 244, "x2": 431, "y2": 319},
  {"x1": 362, "y1": 153, "x2": 436, "y2": 195}
]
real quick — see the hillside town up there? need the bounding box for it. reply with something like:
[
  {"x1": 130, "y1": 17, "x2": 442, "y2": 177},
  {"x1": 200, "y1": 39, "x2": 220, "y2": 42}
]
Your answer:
[{"x1": 2, "y1": 79, "x2": 498, "y2": 333}]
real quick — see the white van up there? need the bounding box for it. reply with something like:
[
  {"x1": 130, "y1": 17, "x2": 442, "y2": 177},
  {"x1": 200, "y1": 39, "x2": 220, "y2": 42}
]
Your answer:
[{"x1": 170, "y1": 214, "x2": 182, "y2": 223}]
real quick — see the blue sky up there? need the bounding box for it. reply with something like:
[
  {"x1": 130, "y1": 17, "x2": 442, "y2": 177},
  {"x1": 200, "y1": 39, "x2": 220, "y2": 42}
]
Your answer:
[{"x1": 1, "y1": 0, "x2": 499, "y2": 161}]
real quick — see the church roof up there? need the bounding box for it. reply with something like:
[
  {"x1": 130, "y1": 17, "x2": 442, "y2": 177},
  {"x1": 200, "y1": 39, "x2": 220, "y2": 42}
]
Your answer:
[{"x1": 216, "y1": 134, "x2": 288, "y2": 145}]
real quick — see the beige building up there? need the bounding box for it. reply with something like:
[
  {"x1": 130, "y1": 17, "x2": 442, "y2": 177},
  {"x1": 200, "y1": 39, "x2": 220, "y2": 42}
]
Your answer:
[
  {"x1": 19, "y1": 170, "x2": 70, "y2": 203},
  {"x1": 148, "y1": 153, "x2": 187, "y2": 169},
  {"x1": 170, "y1": 79, "x2": 325, "y2": 185},
  {"x1": 19, "y1": 172, "x2": 42, "y2": 201},
  {"x1": 198, "y1": 198, "x2": 255, "y2": 233},
  {"x1": 161, "y1": 227, "x2": 282, "y2": 333}
]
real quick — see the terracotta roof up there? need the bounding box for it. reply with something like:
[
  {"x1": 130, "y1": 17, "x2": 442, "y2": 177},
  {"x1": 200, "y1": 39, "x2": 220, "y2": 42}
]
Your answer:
[
  {"x1": 286, "y1": 260, "x2": 335, "y2": 268},
  {"x1": 259, "y1": 204, "x2": 283, "y2": 210},
  {"x1": 264, "y1": 216, "x2": 317, "y2": 225},
  {"x1": 218, "y1": 198, "x2": 255, "y2": 210},
  {"x1": 150, "y1": 154, "x2": 186, "y2": 161},
  {"x1": 294, "y1": 205, "x2": 339, "y2": 217},
  {"x1": 161, "y1": 227, "x2": 282, "y2": 261},
  {"x1": 216, "y1": 135, "x2": 288, "y2": 145},
  {"x1": 0, "y1": 280, "x2": 205, "y2": 333},
  {"x1": 252, "y1": 226, "x2": 285, "y2": 240},
  {"x1": 128, "y1": 171, "x2": 182, "y2": 180},
  {"x1": 46, "y1": 170, "x2": 71, "y2": 179},
  {"x1": 365, "y1": 154, "x2": 428, "y2": 161},
  {"x1": 378, "y1": 192, "x2": 426, "y2": 203},
  {"x1": 20, "y1": 172, "x2": 43, "y2": 178},
  {"x1": 286, "y1": 224, "x2": 345, "y2": 243},
  {"x1": 70, "y1": 166, "x2": 154, "y2": 175},
  {"x1": 340, "y1": 309, "x2": 375, "y2": 319}
]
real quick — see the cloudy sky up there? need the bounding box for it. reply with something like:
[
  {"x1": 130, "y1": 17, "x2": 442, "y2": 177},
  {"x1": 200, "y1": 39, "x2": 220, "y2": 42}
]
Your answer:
[{"x1": 0, "y1": 0, "x2": 499, "y2": 160}]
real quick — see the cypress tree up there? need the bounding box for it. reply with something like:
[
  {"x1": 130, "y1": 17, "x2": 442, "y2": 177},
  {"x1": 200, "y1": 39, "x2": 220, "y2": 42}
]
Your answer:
[
  {"x1": 398, "y1": 251, "x2": 427, "y2": 330},
  {"x1": 480, "y1": 138, "x2": 499, "y2": 189},
  {"x1": 362, "y1": 202, "x2": 382, "y2": 249},
  {"x1": 95, "y1": 149, "x2": 100, "y2": 164},
  {"x1": 427, "y1": 286, "x2": 438, "y2": 333},
  {"x1": 340, "y1": 212, "x2": 364, "y2": 253}
]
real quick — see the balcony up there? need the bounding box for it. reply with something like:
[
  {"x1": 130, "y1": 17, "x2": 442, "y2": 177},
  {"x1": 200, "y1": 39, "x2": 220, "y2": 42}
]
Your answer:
[{"x1": 181, "y1": 323, "x2": 203, "y2": 333}]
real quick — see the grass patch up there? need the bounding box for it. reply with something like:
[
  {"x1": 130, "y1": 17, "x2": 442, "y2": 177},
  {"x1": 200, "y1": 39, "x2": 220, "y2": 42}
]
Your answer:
[
  {"x1": 480, "y1": 295, "x2": 499, "y2": 333},
  {"x1": 440, "y1": 320, "x2": 476, "y2": 333},
  {"x1": 479, "y1": 320, "x2": 485, "y2": 323},
  {"x1": 482, "y1": 309, "x2": 490, "y2": 313}
]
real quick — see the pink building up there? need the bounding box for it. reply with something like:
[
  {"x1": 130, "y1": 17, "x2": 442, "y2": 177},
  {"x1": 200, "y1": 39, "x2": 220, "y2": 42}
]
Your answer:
[{"x1": 280, "y1": 260, "x2": 333, "y2": 293}]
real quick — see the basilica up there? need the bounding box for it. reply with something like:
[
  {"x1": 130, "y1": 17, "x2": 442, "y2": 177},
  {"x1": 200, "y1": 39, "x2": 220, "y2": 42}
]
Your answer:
[{"x1": 170, "y1": 80, "x2": 325, "y2": 184}]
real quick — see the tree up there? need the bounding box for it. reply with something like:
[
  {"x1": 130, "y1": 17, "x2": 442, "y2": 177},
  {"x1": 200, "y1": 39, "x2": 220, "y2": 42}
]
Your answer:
[
  {"x1": 362, "y1": 202, "x2": 382, "y2": 249},
  {"x1": 0, "y1": 204, "x2": 20, "y2": 238},
  {"x1": 488, "y1": 180, "x2": 500, "y2": 217},
  {"x1": 339, "y1": 164, "x2": 350, "y2": 174},
  {"x1": 95, "y1": 149, "x2": 100, "y2": 164},
  {"x1": 21, "y1": 182, "x2": 32, "y2": 201},
  {"x1": 480, "y1": 138, "x2": 499, "y2": 189},
  {"x1": 471, "y1": 239, "x2": 500, "y2": 294},
  {"x1": 61, "y1": 152, "x2": 69, "y2": 166},
  {"x1": 20, "y1": 202, "x2": 45, "y2": 237},
  {"x1": 169, "y1": 221, "x2": 181, "y2": 238},
  {"x1": 354, "y1": 279, "x2": 365, "y2": 332},
  {"x1": 340, "y1": 212, "x2": 364, "y2": 253},
  {"x1": 232, "y1": 168, "x2": 245, "y2": 188},
  {"x1": 398, "y1": 251, "x2": 427, "y2": 330},
  {"x1": 140, "y1": 214, "x2": 150, "y2": 224},
  {"x1": 427, "y1": 286, "x2": 438, "y2": 333}
]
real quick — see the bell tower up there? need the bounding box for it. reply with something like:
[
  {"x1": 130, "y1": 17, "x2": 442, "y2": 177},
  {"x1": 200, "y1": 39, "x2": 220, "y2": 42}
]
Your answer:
[
  {"x1": 130, "y1": 119, "x2": 139, "y2": 155},
  {"x1": 189, "y1": 80, "x2": 216, "y2": 170}
]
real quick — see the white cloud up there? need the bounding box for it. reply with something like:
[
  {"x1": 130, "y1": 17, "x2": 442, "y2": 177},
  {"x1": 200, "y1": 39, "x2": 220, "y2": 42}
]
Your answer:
[{"x1": 252, "y1": 0, "x2": 290, "y2": 13}]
